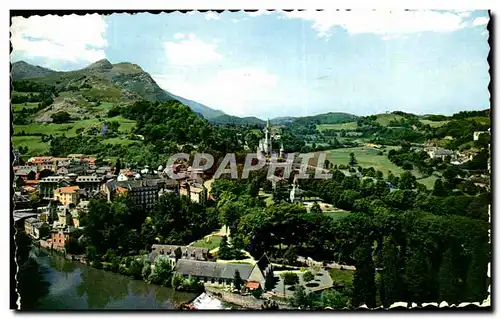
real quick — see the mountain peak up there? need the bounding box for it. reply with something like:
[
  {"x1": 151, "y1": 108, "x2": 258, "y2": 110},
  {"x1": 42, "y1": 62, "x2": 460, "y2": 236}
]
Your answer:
[
  {"x1": 11, "y1": 60, "x2": 55, "y2": 79},
  {"x1": 85, "y1": 59, "x2": 113, "y2": 71}
]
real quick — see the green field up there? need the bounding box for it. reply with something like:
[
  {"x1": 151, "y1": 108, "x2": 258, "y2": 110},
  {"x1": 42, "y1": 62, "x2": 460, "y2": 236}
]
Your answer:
[
  {"x1": 327, "y1": 147, "x2": 403, "y2": 177},
  {"x1": 11, "y1": 102, "x2": 40, "y2": 112},
  {"x1": 14, "y1": 116, "x2": 136, "y2": 137},
  {"x1": 191, "y1": 235, "x2": 222, "y2": 250},
  {"x1": 328, "y1": 268, "x2": 354, "y2": 288},
  {"x1": 324, "y1": 211, "x2": 351, "y2": 220},
  {"x1": 419, "y1": 119, "x2": 449, "y2": 128},
  {"x1": 11, "y1": 136, "x2": 50, "y2": 155},
  {"x1": 375, "y1": 114, "x2": 404, "y2": 126},
  {"x1": 101, "y1": 137, "x2": 136, "y2": 146},
  {"x1": 317, "y1": 122, "x2": 358, "y2": 132}
]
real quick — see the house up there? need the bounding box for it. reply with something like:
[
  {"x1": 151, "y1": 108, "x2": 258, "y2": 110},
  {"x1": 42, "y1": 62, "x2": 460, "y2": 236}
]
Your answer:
[
  {"x1": 27, "y1": 156, "x2": 54, "y2": 169},
  {"x1": 39, "y1": 176, "x2": 71, "y2": 198},
  {"x1": 82, "y1": 157, "x2": 97, "y2": 169},
  {"x1": 180, "y1": 182, "x2": 207, "y2": 204},
  {"x1": 24, "y1": 217, "x2": 38, "y2": 237},
  {"x1": 117, "y1": 173, "x2": 129, "y2": 182},
  {"x1": 174, "y1": 259, "x2": 266, "y2": 288},
  {"x1": 50, "y1": 227, "x2": 78, "y2": 251},
  {"x1": 102, "y1": 179, "x2": 160, "y2": 209},
  {"x1": 426, "y1": 147, "x2": 454, "y2": 161},
  {"x1": 76, "y1": 175, "x2": 102, "y2": 193},
  {"x1": 150, "y1": 244, "x2": 209, "y2": 262},
  {"x1": 54, "y1": 186, "x2": 80, "y2": 207},
  {"x1": 15, "y1": 167, "x2": 37, "y2": 181},
  {"x1": 70, "y1": 201, "x2": 89, "y2": 228},
  {"x1": 31, "y1": 221, "x2": 50, "y2": 239},
  {"x1": 53, "y1": 206, "x2": 72, "y2": 229}
]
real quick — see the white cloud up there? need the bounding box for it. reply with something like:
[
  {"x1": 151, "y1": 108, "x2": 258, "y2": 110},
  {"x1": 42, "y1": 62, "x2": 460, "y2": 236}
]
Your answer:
[
  {"x1": 164, "y1": 33, "x2": 223, "y2": 66},
  {"x1": 247, "y1": 10, "x2": 275, "y2": 17},
  {"x1": 282, "y1": 10, "x2": 470, "y2": 38},
  {"x1": 10, "y1": 14, "x2": 107, "y2": 63},
  {"x1": 174, "y1": 33, "x2": 185, "y2": 39},
  {"x1": 472, "y1": 16, "x2": 489, "y2": 26},
  {"x1": 205, "y1": 12, "x2": 220, "y2": 21},
  {"x1": 153, "y1": 66, "x2": 280, "y2": 117}
]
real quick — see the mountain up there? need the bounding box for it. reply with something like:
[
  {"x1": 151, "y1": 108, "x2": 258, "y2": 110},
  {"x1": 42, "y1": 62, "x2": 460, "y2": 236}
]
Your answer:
[
  {"x1": 11, "y1": 61, "x2": 55, "y2": 79},
  {"x1": 166, "y1": 92, "x2": 225, "y2": 119},
  {"x1": 11, "y1": 60, "x2": 226, "y2": 119},
  {"x1": 292, "y1": 112, "x2": 358, "y2": 124},
  {"x1": 209, "y1": 114, "x2": 266, "y2": 126}
]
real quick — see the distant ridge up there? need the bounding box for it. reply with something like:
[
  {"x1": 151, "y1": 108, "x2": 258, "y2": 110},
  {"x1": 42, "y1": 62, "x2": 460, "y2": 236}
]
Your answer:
[
  {"x1": 11, "y1": 61, "x2": 55, "y2": 79},
  {"x1": 11, "y1": 60, "x2": 227, "y2": 119}
]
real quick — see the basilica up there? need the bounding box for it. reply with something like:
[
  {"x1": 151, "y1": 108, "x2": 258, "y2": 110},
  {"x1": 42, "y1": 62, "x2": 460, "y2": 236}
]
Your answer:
[{"x1": 257, "y1": 119, "x2": 284, "y2": 158}]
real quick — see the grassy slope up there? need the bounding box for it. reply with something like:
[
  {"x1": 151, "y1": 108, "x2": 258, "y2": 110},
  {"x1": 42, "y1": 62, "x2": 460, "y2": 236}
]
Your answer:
[
  {"x1": 327, "y1": 147, "x2": 402, "y2": 177},
  {"x1": 11, "y1": 136, "x2": 50, "y2": 155},
  {"x1": 14, "y1": 115, "x2": 136, "y2": 136}
]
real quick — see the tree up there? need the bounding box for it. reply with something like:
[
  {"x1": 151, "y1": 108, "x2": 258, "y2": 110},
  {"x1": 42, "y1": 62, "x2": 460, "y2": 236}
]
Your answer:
[
  {"x1": 399, "y1": 171, "x2": 417, "y2": 190},
  {"x1": 433, "y1": 179, "x2": 447, "y2": 197},
  {"x1": 281, "y1": 272, "x2": 299, "y2": 286},
  {"x1": 283, "y1": 246, "x2": 298, "y2": 266},
  {"x1": 251, "y1": 287, "x2": 264, "y2": 299},
  {"x1": 51, "y1": 111, "x2": 72, "y2": 124},
  {"x1": 303, "y1": 270, "x2": 314, "y2": 283},
  {"x1": 289, "y1": 285, "x2": 314, "y2": 309},
  {"x1": 114, "y1": 158, "x2": 122, "y2": 175},
  {"x1": 218, "y1": 235, "x2": 237, "y2": 260},
  {"x1": 318, "y1": 289, "x2": 349, "y2": 309},
  {"x1": 352, "y1": 242, "x2": 376, "y2": 308},
  {"x1": 379, "y1": 236, "x2": 400, "y2": 308},
  {"x1": 234, "y1": 269, "x2": 244, "y2": 291},
  {"x1": 262, "y1": 300, "x2": 280, "y2": 310},
  {"x1": 349, "y1": 152, "x2": 357, "y2": 166},
  {"x1": 310, "y1": 202, "x2": 322, "y2": 214}
]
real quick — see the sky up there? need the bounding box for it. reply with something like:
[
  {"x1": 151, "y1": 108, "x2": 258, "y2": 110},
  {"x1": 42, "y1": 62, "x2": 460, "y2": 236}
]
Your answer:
[{"x1": 10, "y1": 10, "x2": 490, "y2": 119}]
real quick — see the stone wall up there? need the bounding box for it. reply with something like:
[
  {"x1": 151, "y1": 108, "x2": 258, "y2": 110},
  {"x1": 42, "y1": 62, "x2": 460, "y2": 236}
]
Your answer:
[{"x1": 205, "y1": 287, "x2": 264, "y2": 310}]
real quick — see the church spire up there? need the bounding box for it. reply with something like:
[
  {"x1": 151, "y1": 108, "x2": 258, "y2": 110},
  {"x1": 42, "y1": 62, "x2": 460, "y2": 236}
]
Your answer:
[{"x1": 266, "y1": 118, "x2": 270, "y2": 129}]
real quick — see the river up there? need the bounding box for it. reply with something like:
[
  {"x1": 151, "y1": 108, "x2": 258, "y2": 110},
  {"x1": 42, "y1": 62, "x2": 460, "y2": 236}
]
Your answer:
[{"x1": 24, "y1": 246, "x2": 198, "y2": 310}]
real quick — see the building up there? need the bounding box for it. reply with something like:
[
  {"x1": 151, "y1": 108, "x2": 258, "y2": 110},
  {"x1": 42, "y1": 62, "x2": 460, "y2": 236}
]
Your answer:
[
  {"x1": 24, "y1": 217, "x2": 50, "y2": 239},
  {"x1": 70, "y1": 201, "x2": 89, "y2": 228},
  {"x1": 15, "y1": 166, "x2": 37, "y2": 181},
  {"x1": 180, "y1": 182, "x2": 207, "y2": 204},
  {"x1": 257, "y1": 119, "x2": 273, "y2": 156},
  {"x1": 76, "y1": 175, "x2": 102, "y2": 193},
  {"x1": 426, "y1": 147, "x2": 454, "y2": 161},
  {"x1": 54, "y1": 186, "x2": 80, "y2": 207},
  {"x1": 102, "y1": 179, "x2": 160, "y2": 209},
  {"x1": 14, "y1": 192, "x2": 32, "y2": 210},
  {"x1": 173, "y1": 259, "x2": 267, "y2": 289},
  {"x1": 31, "y1": 221, "x2": 50, "y2": 239},
  {"x1": 50, "y1": 227, "x2": 78, "y2": 251},
  {"x1": 24, "y1": 217, "x2": 38, "y2": 236},
  {"x1": 150, "y1": 244, "x2": 209, "y2": 263},
  {"x1": 39, "y1": 176, "x2": 71, "y2": 198}
]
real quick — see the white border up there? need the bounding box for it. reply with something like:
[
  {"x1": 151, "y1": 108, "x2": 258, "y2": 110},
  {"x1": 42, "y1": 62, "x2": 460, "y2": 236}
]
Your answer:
[{"x1": 2, "y1": 0, "x2": 497, "y2": 318}]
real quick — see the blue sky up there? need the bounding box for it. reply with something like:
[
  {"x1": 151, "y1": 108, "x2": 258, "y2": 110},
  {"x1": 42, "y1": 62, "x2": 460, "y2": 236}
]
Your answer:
[{"x1": 10, "y1": 10, "x2": 490, "y2": 119}]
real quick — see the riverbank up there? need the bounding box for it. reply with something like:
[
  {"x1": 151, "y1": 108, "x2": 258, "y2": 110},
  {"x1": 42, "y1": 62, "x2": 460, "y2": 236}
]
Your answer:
[{"x1": 27, "y1": 246, "x2": 199, "y2": 310}]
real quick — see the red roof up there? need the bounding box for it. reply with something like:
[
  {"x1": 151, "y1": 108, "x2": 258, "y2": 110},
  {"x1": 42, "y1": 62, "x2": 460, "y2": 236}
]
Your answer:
[
  {"x1": 245, "y1": 281, "x2": 261, "y2": 290},
  {"x1": 25, "y1": 180, "x2": 39, "y2": 185}
]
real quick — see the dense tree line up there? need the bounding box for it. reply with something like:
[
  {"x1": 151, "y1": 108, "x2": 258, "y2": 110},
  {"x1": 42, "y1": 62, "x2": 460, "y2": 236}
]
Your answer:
[{"x1": 210, "y1": 167, "x2": 490, "y2": 307}]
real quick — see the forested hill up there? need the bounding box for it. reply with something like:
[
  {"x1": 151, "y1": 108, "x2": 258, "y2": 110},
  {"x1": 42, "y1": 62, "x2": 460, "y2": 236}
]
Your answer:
[{"x1": 10, "y1": 59, "x2": 226, "y2": 120}]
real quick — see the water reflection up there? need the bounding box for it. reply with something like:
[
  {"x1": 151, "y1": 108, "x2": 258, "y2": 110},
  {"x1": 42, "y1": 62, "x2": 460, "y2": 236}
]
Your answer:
[{"x1": 26, "y1": 247, "x2": 197, "y2": 310}]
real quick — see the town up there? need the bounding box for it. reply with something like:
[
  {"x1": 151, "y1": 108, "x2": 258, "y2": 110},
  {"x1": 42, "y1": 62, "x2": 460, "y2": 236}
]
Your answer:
[{"x1": 11, "y1": 10, "x2": 491, "y2": 311}]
